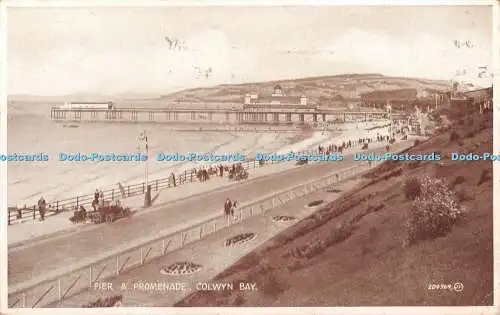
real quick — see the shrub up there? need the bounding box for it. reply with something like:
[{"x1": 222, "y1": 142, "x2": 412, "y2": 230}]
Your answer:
[
  {"x1": 478, "y1": 169, "x2": 491, "y2": 186},
  {"x1": 406, "y1": 176, "x2": 464, "y2": 245},
  {"x1": 449, "y1": 131, "x2": 460, "y2": 141},
  {"x1": 229, "y1": 295, "x2": 245, "y2": 306},
  {"x1": 408, "y1": 160, "x2": 421, "y2": 169},
  {"x1": 456, "y1": 188, "x2": 473, "y2": 202},
  {"x1": 414, "y1": 139, "x2": 421, "y2": 146},
  {"x1": 466, "y1": 131, "x2": 475, "y2": 138},
  {"x1": 403, "y1": 177, "x2": 421, "y2": 200},
  {"x1": 324, "y1": 222, "x2": 354, "y2": 246},
  {"x1": 451, "y1": 175, "x2": 465, "y2": 188},
  {"x1": 82, "y1": 295, "x2": 123, "y2": 308}
]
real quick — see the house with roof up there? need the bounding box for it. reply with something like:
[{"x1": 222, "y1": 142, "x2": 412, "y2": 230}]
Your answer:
[{"x1": 243, "y1": 85, "x2": 315, "y2": 111}]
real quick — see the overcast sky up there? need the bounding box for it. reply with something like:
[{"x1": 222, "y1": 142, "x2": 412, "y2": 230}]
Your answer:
[{"x1": 7, "y1": 5, "x2": 493, "y2": 96}]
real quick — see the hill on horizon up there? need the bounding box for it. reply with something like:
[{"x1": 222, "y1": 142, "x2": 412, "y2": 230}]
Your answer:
[
  {"x1": 8, "y1": 73, "x2": 453, "y2": 105},
  {"x1": 160, "y1": 73, "x2": 452, "y2": 105}
]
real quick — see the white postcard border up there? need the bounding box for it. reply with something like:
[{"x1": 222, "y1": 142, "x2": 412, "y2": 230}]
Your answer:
[{"x1": 0, "y1": 1, "x2": 498, "y2": 314}]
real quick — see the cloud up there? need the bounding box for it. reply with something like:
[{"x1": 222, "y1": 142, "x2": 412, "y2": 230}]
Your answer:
[
  {"x1": 320, "y1": 28, "x2": 492, "y2": 86},
  {"x1": 8, "y1": 28, "x2": 260, "y2": 95}
]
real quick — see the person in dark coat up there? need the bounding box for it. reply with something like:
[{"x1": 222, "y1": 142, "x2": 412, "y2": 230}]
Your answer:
[
  {"x1": 224, "y1": 198, "x2": 232, "y2": 217},
  {"x1": 38, "y1": 196, "x2": 46, "y2": 221}
]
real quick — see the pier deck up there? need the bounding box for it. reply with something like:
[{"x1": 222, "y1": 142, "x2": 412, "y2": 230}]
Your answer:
[{"x1": 50, "y1": 106, "x2": 404, "y2": 124}]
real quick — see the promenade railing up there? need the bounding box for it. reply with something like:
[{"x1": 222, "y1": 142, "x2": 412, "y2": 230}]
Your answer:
[
  {"x1": 8, "y1": 138, "x2": 377, "y2": 224},
  {"x1": 8, "y1": 159, "x2": 381, "y2": 308}
]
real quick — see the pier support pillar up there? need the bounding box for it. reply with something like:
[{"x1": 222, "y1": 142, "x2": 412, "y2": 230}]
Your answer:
[
  {"x1": 322, "y1": 114, "x2": 326, "y2": 121},
  {"x1": 286, "y1": 113, "x2": 292, "y2": 123},
  {"x1": 313, "y1": 114, "x2": 317, "y2": 122},
  {"x1": 299, "y1": 114, "x2": 305, "y2": 123},
  {"x1": 273, "y1": 113, "x2": 279, "y2": 123},
  {"x1": 191, "y1": 112, "x2": 196, "y2": 120}
]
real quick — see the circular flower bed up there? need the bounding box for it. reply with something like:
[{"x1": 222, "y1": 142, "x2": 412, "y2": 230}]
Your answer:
[
  {"x1": 272, "y1": 215, "x2": 297, "y2": 223},
  {"x1": 224, "y1": 233, "x2": 256, "y2": 247},
  {"x1": 160, "y1": 261, "x2": 202, "y2": 276},
  {"x1": 306, "y1": 200, "x2": 324, "y2": 207}
]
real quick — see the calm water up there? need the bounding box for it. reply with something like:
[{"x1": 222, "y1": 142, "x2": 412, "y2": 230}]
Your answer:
[{"x1": 7, "y1": 103, "x2": 294, "y2": 206}]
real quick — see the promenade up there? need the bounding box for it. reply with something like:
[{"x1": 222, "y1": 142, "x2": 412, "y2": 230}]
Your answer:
[
  {"x1": 8, "y1": 125, "x2": 395, "y2": 247},
  {"x1": 8, "y1": 160, "x2": 299, "y2": 248},
  {"x1": 8, "y1": 141, "x2": 411, "y2": 289},
  {"x1": 53, "y1": 176, "x2": 365, "y2": 307}
]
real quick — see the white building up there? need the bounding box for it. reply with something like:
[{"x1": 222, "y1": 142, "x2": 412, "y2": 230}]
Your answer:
[{"x1": 243, "y1": 85, "x2": 314, "y2": 110}]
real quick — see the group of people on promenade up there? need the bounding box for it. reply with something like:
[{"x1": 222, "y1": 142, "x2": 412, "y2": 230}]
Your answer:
[
  {"x1": 224, "y1": 197, "x2": 237, "y2": 219},
  {"x1": 316, "y1": 129, "x2": 403, "y2": 156},
  {"x1": 92, "y1": 189, "x2": 105, "y2": 211},
  {"x1": 167, "y1": 163, "x2": 247, "y2": 186}
]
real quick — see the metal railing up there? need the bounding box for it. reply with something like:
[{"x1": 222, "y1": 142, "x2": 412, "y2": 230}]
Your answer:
[
  {"x1": 8, "y1": 160, "x2": 382, "y2": 308},
  {"x1": 7, "y1": 150, "x2": 314, "y2": 224},
  {"x1": 8, "y1": 137, "x2": 377, "y2": 224}
]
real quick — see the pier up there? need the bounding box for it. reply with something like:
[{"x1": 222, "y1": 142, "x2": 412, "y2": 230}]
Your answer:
[{"x1": 50, "y1": 107, "x2": 396, "y2": 124}]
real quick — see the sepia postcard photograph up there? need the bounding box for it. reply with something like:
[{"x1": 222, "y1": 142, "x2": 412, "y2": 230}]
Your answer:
[{"x1": 2, "y1": 1, "x2": 498, "y2": 313}]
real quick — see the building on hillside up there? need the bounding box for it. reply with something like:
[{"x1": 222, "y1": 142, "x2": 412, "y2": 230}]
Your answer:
[
  {"x1": 463, "y1": 86, "x2": 493, "y2": 112},
  {"x1": 452, "y1": 86, "x2": 492, "y2": 112},
  {"x1": 243, "y1": 84, "x2": 316, "y2": 111}
]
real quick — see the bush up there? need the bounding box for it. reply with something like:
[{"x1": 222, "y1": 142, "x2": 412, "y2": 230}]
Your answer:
[
  {"x1": 478, "y1": 169, "x2": 491, "y2": 186},
  {"x1": 451, "y1": 175, "x2": 465, "y2": 188},
  {"x1": 82, "y1": 295, "x2": 123, "y2": 308},
  {"x1": 404, "y1": 177, "x2": 421, "y2": 200},
  {"x1": 449, "y1": 131, "x2": 460, "y2": 141},
  {"x1": 406, "y1": 176, "x2": 464, "y2": 245},
  {"x1": 456, "y1": 188, "x2": 473, "y2": 202},
  {"x1": 466, "y1": 131, "x2": 475, "y2": 138},
  {"x1": 408, "y1": 160, "x2": 421, "y2": 169}
]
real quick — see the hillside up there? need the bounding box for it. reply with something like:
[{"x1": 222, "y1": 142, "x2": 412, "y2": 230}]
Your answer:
[
  {"x1": 176, "y1": 110, "x2": 493, "y2": 306},
  {"x1": 9, "y1": 74, "x2": 450, "y2": 106},
  {"x1": 160, "y1": 74, "x2": 451, "y2": 104}
]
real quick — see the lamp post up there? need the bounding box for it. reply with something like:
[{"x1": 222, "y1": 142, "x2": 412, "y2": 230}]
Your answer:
[{"x1": 138, "y1": 130, "x2": 149, "y2": 188}]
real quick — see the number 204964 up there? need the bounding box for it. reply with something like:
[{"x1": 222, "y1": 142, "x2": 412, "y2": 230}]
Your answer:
[{"x1": 428, "y1": 284, "x2": 452, "y2": 290}]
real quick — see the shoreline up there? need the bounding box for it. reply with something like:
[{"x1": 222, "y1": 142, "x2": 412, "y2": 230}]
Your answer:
[
  {"x1": 7, "y1": 126, "x2": 308, "y2": 207},
  {"x1": 8, "y1": 120, "x2": 390, "y2": 208}
]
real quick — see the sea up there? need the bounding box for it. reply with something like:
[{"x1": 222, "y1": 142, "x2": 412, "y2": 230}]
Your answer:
[{"x1": 7, "y1": 102, "x2": 331, "y2": 207}]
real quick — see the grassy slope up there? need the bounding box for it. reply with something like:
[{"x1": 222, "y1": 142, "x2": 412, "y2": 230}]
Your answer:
[
  {"x1": 161, "y1": 74, "x2": 450, "y2": 104},
  {"x1": 175, "y1": 112, "x2": 493, "y2": 307}
]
